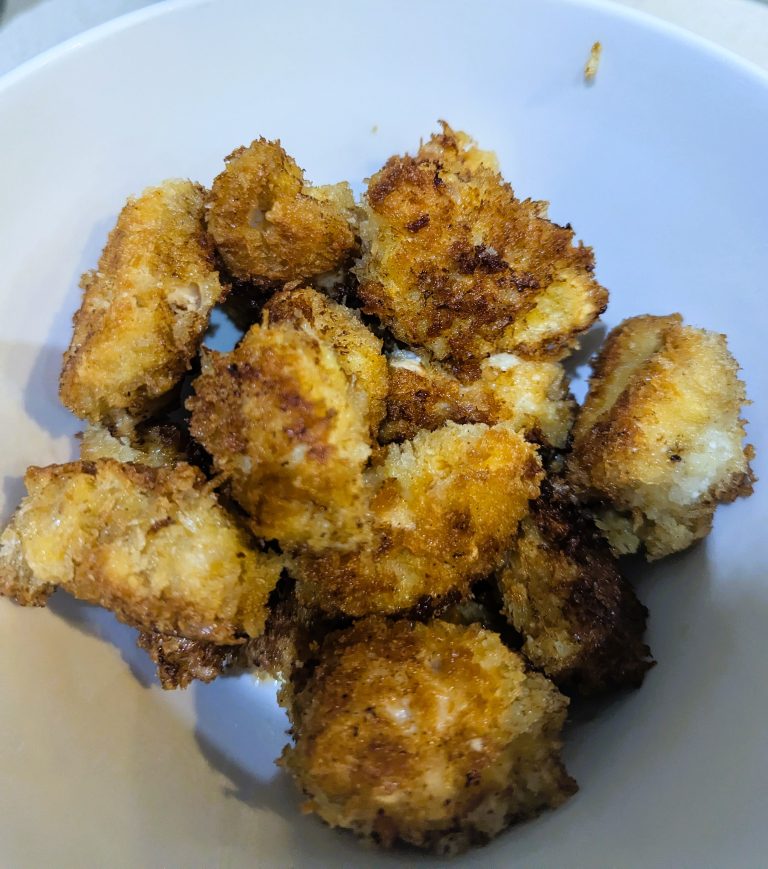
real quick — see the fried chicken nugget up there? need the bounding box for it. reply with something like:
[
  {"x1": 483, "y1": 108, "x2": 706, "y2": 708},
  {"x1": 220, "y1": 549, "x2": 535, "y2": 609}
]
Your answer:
[
  {"x1": 356, "y1": 123, "x2": 607, "y2": 361},
  {"x1": 498, "y1": 479, "x2": 652, "y2": 694},
  {"x1": 281, "y1": 618, "x2": 575, "y2": 855},
  {"x1": 60, "y1": 180, "x2": 226, "y2": 426},
  {"x1": 264, "y1": 286, "x2": 388, "y2": 435},
  {"x1": 0, "y1": 460, "x2": 282, "y2": 642},
  {"x1": 188, "y1": 319, "x2": 373, "y2": 551},
  {"x1": 381, "y1": 349, "x2": 574, "y2": 446},
  {"x1": 207, "y1": 138, "x2": 357, "y2": 284},
  {"x1": 568, "y1": 315, "x2": 754, "y2": 560},
  {"x1": 292, "y1": 422, "x2": 543, "y2": 617}
]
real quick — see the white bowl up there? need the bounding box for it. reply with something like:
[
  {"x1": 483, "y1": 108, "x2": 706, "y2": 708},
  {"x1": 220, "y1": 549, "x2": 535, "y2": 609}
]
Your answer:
[{"x1": 0, "y1": 1, "x2": 766, "y2": 866}]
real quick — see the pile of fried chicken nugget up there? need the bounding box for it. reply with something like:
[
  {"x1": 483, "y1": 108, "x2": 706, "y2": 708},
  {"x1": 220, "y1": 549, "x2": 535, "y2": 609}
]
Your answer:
[{"x1": 0, "y1": 123, "x2": 755, "y2": 855}]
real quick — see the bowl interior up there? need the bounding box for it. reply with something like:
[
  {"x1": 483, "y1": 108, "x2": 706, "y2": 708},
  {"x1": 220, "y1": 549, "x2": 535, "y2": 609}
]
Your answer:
[{"x1": 0, "y1": 1, "x2": 766, "y2": 866}]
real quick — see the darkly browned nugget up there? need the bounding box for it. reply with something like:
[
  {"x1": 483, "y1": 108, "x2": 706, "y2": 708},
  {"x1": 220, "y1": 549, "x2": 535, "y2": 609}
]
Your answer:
[
  {"x1": 137, "y1": 582, "x2": 326, "y2": 689},
  {"x1": 356, "y1": 123, "x2": 607, "y2": 362},
  {"x1": 60, "y1": 180, "x2": 226, "y2": 427},
  {"x1": 136, "y1": 632, "x2": 245, "y2": 689},
  {"x1": 498, "y1": 479, "x2": 652, "y2": 695},
  {"x1": 281, "y1": 618, "x2": 575, "y2": 855}
]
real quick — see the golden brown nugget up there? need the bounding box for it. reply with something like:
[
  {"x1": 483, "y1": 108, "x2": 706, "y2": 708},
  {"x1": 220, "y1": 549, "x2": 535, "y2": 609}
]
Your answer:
[
  {"x1": 188, "y1": 320, "x2": 372, "y2": 551},
  {"x1": 292, "y1": 422, "x2": 543, "y2": 617},
  {"x1": 264, "y1": 286, "x2": 388, "y2": 435},
  {"x1": 207, "y1": 138, "x2": 357, "y2": 284},
  {"x1": 568, "y1": 315, "x2": 754, "y2": 559},
  {"x1": 498, "y1": 479, "x2": 652, "y2": 695},
  {"x1": 356, "y1": 123, "x2": 607, "y2": 361},
  {"x1": 0, "y1": 460, "x2": 282, "y2": 642},
  {"x1": 381, "y1": 349, "x2": 574, "y2": 446},
  {"x1": 281, "y1": 618, "x2": 575, "y2": 855},
  {"x1": 60, "y1": 180, "x2": 226, "y2": 425}
]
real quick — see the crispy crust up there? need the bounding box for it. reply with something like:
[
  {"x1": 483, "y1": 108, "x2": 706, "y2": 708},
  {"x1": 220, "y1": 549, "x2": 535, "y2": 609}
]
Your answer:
[
  {"x1": 356, "y1": 123, "x2": 607, "y2": 361},
  {"x1": 282, "y1": 618, "x2": 575, "y2": 855},
  {"x1": 381, "y1": 350, "x2": 574, "y2": 447},
  {"x1": 569, "y1": 315, "x2": 755, "y2": 559},
  {"x1": 137, "y1": 632, "x2": 244, "y2": 689},
  {"x1": 292, "y1": 423, "x2": 543, "y2": 617},
  {"x1": 264, "y1": 286, "x2": 388, "y2": 436},
  {"x1": 137, "y1": 581, "x2": 339, "y2": 689},
  {"x1": 0, "y1": 460, "x2": 282, "y2": 642},
  {"x1": 188, "y1": 319, "x2": 373, "y2": 551},
  {"x1": 60, "y1": 180, "x2": 226, "y2": 424},
  {"x1": 207, "y1": 138, "x2": 357, "y2": 283},
  {"x1": 498, "y1": 478, "x2": 652, "y2": 695},
  {"x1": 79, "y1": 421, "x2": 187, "y2": 467}
]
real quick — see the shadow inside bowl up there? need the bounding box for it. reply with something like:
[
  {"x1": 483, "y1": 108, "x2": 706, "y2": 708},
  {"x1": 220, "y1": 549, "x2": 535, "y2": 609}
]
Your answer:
[
  {"x1": 191, "y1": 673, "x2": 374, "y2": 859},
  {"x1": 46, "y1": 592, "x2": 158, "y2": 689},
  {"x1": 191, "y1": 673, "x2": 477, "y2": 864},
  {"x1": 2, "y1": 472, "x2": 24, "y2": 517},
  {"x1": 22, "y1": 216, "x2": 115, "y2": 439}
]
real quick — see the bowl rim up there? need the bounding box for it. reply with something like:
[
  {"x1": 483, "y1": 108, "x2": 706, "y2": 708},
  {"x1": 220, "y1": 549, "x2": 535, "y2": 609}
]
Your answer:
[{"x1": 1, "y1": 0, "x2": 767, "y2": 105}]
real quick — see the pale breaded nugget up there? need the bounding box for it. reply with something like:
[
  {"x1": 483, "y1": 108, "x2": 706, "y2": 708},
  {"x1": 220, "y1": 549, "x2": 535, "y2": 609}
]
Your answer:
[
  {"x1": 79, "y1": 422, "x2": 186, "y2": 467},
  {"x1": 264, "y1": 286, "x2": 388, "y2": 435},
  {"x1": 0, "y1": 460, "x2": 282, "y2": 642},
  {"x1": 381, "y1": 348, "x2": 574, "y2": 447},
  {"x1": 281, "y1": 618, "x2": 575, "y2": 855},
  {"x1": 356, "y1": 123, "x2": 607, "y2": 361},
  {"x1": 188, "y1": 319, "x2": 372, "y2": 551},
  {"x1": 292, "y1": 422, "x2": 543, "y2": 617},
  {"x1": 207, "y1": 138, "x2": 357, "y2": 284},
  {"x1": 60, "y1": 180, "x2": 226, "y2": 426},
  {"x1": 568, "y1": 315, "x2": 754, "y2": 560},
  {"x1": 498, "y1": 478, "x2": 652, "y2": 695}
]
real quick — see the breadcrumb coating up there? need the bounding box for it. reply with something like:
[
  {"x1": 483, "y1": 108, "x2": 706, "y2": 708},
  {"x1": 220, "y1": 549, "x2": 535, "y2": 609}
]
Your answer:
[
  {"x1": 79, "y1": 422, "x2": 186, "y2": 468},
  {"x1": 60, "y1": 180, "x2": 226, "y2": 425},
  {"x1": 137, "y1": 631, "x2": 244, "y2": 689},
  {"x1": 356, "y1": 123, "x2": 607, "y2": 361},
  {"x1": 0, "y1": 460, "x2": 282, "y2": 642},
  {"x1": 381, "y1": 348, "x2": 574, "y2": 447},
  {"x1": 498, "y1": 479, "x2": 652, "y2": 694},
  {"x1": 282, "y1": 618, "x2": 575, "y2": 855},
  {"x1": 568, "y1": 315, "x2": 754, "y2": 559},
  {"x1": 137, "y1": 581, "x2": 325, "y2": 689},
  {"x1": 292, "y1": 422, "x2": 543, "y2": 617},
  {"x1": 264, "y1": 286, "x2": 388, "y2": 435},
  {"x1": 188, "y1": 319, "x2": 372, "y2": 551},
  {"x1": 207, "y1": 138, "x2": 357, "y2": 284}
]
